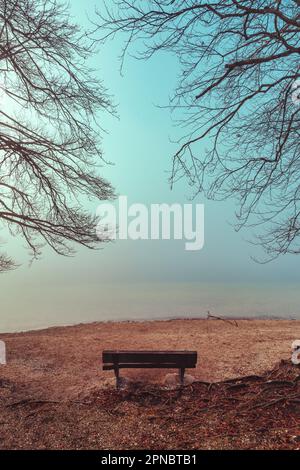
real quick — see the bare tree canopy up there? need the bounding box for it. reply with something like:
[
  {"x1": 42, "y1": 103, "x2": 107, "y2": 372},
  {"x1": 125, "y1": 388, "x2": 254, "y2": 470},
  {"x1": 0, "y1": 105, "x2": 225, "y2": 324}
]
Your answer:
[
  {"x1": 0, "y1": 0, "x2": 115, "y2": 272},
  {"x1": 96, "y1": 0, "x2": 300, "y2": 260}
]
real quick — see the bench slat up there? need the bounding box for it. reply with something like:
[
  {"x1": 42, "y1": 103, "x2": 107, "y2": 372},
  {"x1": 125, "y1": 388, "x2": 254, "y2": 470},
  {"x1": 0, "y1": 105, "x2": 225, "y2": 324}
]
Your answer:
[
  {"x1": 102, "y1": 350, "x2": 197, "y2": 365},
  {"x1": 103, "y1": 363, "x2": 197, "y2": 370},
  {"x1": 103, "y1": 358, "x2": 196, "y2": 367}
]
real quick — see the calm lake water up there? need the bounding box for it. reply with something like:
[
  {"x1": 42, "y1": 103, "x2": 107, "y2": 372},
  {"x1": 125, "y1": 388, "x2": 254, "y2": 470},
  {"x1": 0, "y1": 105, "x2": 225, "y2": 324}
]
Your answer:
[{"x1": 0, "y1": 281, "x2": 299, "y2": 333}]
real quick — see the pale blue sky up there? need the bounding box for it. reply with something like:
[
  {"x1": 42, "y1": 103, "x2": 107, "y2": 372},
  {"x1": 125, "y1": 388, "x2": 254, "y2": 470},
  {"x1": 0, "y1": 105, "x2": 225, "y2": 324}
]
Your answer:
[{"x1": 0, "y1": 1, "x2": 299, "y2": 331}]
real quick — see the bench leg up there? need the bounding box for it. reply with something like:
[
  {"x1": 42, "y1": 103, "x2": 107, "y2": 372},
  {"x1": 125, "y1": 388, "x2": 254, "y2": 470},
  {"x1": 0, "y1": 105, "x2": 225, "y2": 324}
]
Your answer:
[
  {"x1": 179, "y1": 367, "x2": 185, "y2": 387},
  {"x1": 114, "y1": 366, "x2": 120, "y2": 389}
]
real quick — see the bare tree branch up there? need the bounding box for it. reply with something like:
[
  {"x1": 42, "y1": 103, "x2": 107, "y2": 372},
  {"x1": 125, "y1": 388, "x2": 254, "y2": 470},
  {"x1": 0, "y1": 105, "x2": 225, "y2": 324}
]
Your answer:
[
  {"x1": 0, "y1": 252, "x2": 17, "y2": 272},
  {"x1": 0, "y1": 0, "x2": 115, "y2": 272},
  {"x1": 95, "y1": 0, "x2": 300, "y2": 260}
]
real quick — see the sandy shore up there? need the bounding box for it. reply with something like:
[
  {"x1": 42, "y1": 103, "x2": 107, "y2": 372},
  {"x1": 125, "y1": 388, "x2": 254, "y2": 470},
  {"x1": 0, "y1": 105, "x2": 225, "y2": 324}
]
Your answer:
[
  {"x1": 0, "y1": 318, "x2": 299, "y2": 449},
  {"x1": 0, "y1": 318, "x2": 299, "y2": 400}
]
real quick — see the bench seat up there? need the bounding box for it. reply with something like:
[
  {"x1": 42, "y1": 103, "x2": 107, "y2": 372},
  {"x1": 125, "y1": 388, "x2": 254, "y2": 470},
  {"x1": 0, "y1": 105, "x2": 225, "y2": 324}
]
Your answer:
[{"x1": 102, "y1": 350, "x2": 197, "y2": 388}]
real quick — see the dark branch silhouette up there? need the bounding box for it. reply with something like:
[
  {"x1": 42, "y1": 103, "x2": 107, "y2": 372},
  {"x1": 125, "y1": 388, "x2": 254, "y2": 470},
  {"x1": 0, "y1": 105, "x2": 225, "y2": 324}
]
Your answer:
[
  {"x1": 0, "y1": 0, "x2": 115, "y2": 272},
  {"x1": 95, "y1": 0, "x2": 300, "y2": 260},
  {"x1": 0, "y1": 252, "x2": 17, "y2": 272}
]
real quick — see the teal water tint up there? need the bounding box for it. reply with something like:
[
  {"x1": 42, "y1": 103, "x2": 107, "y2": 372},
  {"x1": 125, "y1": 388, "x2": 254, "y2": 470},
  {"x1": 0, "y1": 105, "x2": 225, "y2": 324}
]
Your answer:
[
  {"x1": 1, "y1": 1, "x2": 300, "y2": 332},
  {"x1": 0, "y1": 280, "x2": 299, "y2": 333}
]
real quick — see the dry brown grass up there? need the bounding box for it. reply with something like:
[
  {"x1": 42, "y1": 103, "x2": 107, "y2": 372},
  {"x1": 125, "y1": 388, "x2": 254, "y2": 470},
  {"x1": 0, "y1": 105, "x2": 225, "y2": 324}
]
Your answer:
[{"x1": 0, "y1": 319, "x2": 299, "y2": 449}]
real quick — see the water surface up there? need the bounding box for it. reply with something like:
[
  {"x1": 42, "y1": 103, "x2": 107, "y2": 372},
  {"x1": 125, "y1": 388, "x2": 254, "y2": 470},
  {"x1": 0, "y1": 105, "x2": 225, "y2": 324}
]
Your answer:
[{"x1": 0, "y1": 281, "x2": 299, "y2": 333}]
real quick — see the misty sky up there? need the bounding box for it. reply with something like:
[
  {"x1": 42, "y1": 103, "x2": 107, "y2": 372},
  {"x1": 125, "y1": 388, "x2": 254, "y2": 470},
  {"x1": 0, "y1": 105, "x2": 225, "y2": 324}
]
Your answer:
[{"x1": 1, "y1": 1, "x2": 300, "y2": 331}]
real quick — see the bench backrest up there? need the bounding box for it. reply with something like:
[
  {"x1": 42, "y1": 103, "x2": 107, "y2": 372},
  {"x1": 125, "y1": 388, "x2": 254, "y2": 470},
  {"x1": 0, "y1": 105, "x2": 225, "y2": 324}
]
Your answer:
[{"x1": 102, "y1": 350, "x2": 197, "y2": 367}]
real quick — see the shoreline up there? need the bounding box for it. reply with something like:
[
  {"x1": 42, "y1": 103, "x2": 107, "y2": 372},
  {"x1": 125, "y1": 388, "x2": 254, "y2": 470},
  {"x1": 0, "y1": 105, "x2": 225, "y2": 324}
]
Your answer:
[
  {"x1": 0, "y1": 318, "x2": 299, "y2": 391},
  {"x1": 1, "y1": 313, "x2": 299, "y2": 335}
]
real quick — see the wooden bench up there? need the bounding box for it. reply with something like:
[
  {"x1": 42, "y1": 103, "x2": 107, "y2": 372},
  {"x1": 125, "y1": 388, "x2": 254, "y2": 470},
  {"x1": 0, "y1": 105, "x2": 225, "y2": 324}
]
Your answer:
[{"x1": 102, "y1": 350, "x2": 197, "y2": 388}]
